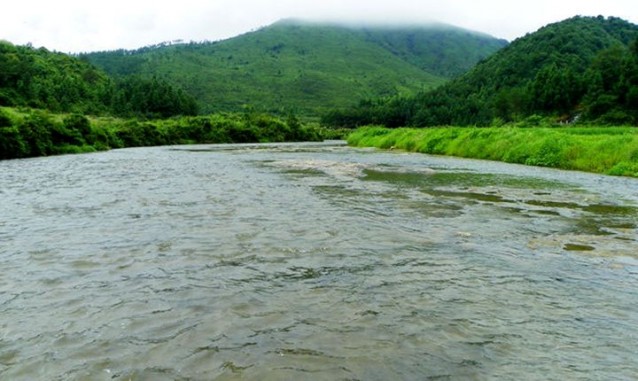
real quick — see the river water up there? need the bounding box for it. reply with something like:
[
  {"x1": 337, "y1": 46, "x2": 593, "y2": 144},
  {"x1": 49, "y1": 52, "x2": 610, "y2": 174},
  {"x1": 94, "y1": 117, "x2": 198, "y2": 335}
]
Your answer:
[{"x1": 1, "y1": 142, "x2": 637, "y2": 380}]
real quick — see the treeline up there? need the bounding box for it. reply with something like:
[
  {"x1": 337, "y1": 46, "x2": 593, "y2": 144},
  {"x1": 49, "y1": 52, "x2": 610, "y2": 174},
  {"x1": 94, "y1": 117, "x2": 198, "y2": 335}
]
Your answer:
[
  {"x1": 322, "y1": 16, "x2": 638, "y2": 128},
  {"x1": 0, "y1": 41, "x2": 198, "y2": 118},
  {"x1": 0, "y1": 107, "x2": 323, "y2": 160}
]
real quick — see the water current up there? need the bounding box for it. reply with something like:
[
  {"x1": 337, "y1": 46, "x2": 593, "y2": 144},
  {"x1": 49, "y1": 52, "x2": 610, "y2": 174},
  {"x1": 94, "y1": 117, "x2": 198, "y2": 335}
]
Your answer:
[{"x1": 1, "y1": 142, "x2": 637, "y2": 380}]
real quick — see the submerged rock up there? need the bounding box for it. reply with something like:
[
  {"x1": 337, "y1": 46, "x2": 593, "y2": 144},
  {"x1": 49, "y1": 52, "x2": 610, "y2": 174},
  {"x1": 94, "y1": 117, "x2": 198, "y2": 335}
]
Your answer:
[{"x1": 564, "y1": 243, "x2": 596, "y2": 252}]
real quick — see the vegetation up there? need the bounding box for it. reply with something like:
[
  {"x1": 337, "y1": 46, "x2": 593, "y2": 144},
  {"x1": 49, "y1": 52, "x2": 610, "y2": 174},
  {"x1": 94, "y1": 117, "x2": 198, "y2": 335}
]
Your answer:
[
  {"x1": 0, "y1": 107, "x2": 325, "y2": 160},
  {"x1": 323, "y1": 16, "x2": 638, "y2": 128},
  {"x1": 0, "y1": 41, "x2": 198, "y2": 118},
  {"x1": 348, "y1": 125, "x2": 638, "y2": 177},
  {"x1": 3, "y1": 15, "x2": 638, "y2": 174},
  {"x1": 83, "y1": 19, "x2": 506, "y2": 115},
  {"x1": 1, "y1": 42, "x2": 111, "y2": 114}
]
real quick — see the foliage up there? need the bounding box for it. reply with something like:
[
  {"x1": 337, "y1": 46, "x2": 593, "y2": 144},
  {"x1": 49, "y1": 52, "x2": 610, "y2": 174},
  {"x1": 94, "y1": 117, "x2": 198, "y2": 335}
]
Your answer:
[
  {"x1": 325, "y1": 16, "x2": 638, "y2": 127},
  {"x1": 0, "y1": 107, "x2": 326, "y2": 160},
  {"x1": 0, "y1": 41, "x2": 198, "y2": 118},
  {"x1": 109, "y1": 76, "x2": 199, "y2": 118},
  {"x1": 83, "y1": 20, "x2": 506, "y2": 115},
  {"x1": 348, "y1": 126, "x2": 638, "y2": 177},
  {"x1": 0, "y1": 41, "x2": 111, "y2": 113}
]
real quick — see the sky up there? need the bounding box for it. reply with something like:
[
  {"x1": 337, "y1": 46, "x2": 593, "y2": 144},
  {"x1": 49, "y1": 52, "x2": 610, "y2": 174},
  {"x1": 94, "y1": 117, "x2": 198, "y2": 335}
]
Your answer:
[{"x1": 2, "y1": 0, "x2": 638, "y2": 53}]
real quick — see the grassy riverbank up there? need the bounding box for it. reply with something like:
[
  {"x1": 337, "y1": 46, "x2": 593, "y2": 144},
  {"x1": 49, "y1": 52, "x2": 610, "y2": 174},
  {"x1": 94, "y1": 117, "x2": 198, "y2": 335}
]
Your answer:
[
  {"x1": 0, "y1": 107, "x2": 344, "y2": 160},
  {"x1": 348, "y1": 126, "x2": 638, "y2": 177}
]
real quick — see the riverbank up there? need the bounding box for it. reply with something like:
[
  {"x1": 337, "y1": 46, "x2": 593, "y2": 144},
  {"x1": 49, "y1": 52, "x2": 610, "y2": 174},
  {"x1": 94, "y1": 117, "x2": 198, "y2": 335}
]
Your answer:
[
  {"x1": 347, "y1": 126, "x2": 638, "y2": 177},
  {"x1": 0, "y1": 107, "x2": 346, "y2": 160}
]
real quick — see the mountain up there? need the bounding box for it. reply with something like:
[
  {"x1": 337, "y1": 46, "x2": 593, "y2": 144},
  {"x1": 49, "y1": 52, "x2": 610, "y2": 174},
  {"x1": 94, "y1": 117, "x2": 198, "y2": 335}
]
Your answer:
[
  {"x1": 83, "y1": 19, "x2": 507, "y2": 115},
  {"x1": 323, "y1": 16, "x2": 638, "y2": 127},
  {"x1": 0, "y1": 42, "x2": 111, "y2": 113},
  {"x1": 0, "y1": 41, "x2": 198, "y2": 117}
]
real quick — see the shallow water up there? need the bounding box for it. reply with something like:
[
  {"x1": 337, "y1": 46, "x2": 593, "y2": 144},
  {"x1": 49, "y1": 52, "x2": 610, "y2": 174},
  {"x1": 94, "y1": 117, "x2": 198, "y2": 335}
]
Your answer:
[{"x1": 1, "y1": 142, "x2": 637, "y2": 380}]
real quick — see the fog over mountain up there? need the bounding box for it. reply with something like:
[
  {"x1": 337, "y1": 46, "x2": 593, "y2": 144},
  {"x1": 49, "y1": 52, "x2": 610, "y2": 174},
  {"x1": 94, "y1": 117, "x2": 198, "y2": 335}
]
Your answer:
[{"x1": 1, "y1": 0, "x2": 637, "y2": 52}]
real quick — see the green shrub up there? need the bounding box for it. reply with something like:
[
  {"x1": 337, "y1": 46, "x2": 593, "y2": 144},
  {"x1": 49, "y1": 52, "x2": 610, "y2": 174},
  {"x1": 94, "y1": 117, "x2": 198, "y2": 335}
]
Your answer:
[
  {"x1": 0, "y1": 126, "x2": 27, "y2": 159},
  {"x1": 0, "y1": 108, "x2": 13, "y2": 127},
  {"x1": 64, "y1": 114, "x2": 92, "y2": 138},
  {"x1": 607, "y1": 162, "x2": 638, "y2": 176},
  {"x1": 18, "y1": 111, "x2": 55, "y2": 156}
]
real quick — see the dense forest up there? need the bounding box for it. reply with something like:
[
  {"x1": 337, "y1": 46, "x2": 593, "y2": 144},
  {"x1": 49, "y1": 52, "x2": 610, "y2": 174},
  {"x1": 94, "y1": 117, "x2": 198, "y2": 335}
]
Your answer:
[
  {"x1": 83, "y1": 20, "x2": 506, "y2": 114},
  {"x1": 0, "y1": 41, "x2": 198, "y2": 118},
  {"x1": 322, "y1": 16, "x2": 638, "y2": 127}
]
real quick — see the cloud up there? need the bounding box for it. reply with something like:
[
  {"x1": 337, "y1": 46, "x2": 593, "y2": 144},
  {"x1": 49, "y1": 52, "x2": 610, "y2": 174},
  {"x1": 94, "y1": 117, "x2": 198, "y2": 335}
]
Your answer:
[{"x1": 1, "y1": 0, "x2": 637, "y2": 52}]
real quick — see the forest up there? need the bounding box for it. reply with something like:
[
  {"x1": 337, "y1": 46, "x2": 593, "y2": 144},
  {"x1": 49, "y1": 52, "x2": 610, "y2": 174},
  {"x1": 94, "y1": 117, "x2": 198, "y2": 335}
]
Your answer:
[
  {"x1": 321, "y1": 16, "x2": 638, "y2": 128},
  {"x1": 83, "y1": 20, "x2": 506, "y2": 114},
  {"x1": 0, "y1": 41, "x2": 197, "y2": 118}
]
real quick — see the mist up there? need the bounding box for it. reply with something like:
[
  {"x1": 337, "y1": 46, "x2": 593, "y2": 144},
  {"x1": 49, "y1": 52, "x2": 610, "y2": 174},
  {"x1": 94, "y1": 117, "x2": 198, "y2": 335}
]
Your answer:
[{"x1": 1, "y1": 0, "x2": 637, "y2": 52}]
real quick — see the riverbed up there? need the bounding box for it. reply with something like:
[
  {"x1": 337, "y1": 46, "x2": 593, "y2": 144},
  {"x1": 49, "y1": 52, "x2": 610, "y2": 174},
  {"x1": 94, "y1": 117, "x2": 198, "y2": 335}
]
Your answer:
[{"x1": 1, "y1": 142, "x2": 637, "y2": 380}]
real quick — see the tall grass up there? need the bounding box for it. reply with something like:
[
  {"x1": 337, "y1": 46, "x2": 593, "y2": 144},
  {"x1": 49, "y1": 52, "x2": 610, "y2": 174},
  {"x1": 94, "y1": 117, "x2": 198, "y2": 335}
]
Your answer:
[{"x1": 348, "y1": 126, "x2": 638, "y2": 177}]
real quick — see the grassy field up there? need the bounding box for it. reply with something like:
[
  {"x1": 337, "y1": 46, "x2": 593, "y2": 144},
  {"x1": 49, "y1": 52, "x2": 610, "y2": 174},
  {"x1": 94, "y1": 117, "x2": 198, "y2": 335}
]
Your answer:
[{"x1": 347, "y1": 126, "x2": 638, "y2": 177}]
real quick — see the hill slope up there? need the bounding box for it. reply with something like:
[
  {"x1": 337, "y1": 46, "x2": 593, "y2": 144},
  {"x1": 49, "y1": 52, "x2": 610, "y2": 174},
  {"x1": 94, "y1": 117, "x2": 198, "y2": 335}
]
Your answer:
[
  {"x1": 0, "y1": 41, "x2": 198, "y2": 117},
  {"x1": 0, "y1": 42, "x2": 111, "y2": 113},
  {"x1": 323, "y1": 16, "x2": 638, "y2": 127},
  {"x1": 84, "y1": 20, "x2": 507, "y2": 115}
]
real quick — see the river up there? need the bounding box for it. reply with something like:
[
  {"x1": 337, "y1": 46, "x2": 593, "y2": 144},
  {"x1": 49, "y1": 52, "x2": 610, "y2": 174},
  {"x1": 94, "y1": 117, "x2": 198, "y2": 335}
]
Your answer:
[{"x1": 1, "y1": 141, "x2": 637, "y2": 380}]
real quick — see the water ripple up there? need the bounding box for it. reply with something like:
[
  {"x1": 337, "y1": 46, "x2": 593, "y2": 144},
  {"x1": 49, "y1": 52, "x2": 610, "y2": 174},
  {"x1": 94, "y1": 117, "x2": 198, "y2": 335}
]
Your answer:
[{"x1": 1, "y1": 143, "x2": 637, "y2": 380}]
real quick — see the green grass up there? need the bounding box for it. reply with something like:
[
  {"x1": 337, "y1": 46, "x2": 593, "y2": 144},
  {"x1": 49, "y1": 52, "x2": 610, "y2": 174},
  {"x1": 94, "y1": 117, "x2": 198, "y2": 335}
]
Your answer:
[{"x1": 348, "y1": 126, "x2": 638, "y2": 177}]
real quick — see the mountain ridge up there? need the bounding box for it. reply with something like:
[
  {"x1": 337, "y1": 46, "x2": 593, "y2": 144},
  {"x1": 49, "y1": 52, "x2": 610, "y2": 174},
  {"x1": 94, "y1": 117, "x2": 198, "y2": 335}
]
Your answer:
[
  {"x1": 83, "y1": 19, "x2": 507, "y2": 114},
  {"x1": 322, "y1": 15, "x2": 638, "y2": 127}
]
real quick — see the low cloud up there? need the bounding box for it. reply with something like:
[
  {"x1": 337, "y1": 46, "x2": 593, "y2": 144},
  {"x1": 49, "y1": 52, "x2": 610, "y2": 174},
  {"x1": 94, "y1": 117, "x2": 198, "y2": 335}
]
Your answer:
[{"x1": 1, "y1": 0, "x2": 636, "y2": 52}]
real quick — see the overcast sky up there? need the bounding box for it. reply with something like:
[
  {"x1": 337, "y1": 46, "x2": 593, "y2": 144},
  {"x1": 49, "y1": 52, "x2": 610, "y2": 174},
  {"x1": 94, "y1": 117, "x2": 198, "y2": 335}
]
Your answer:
[{"x1": 2, "y1": 0, "x2": 637, "y2": 53}]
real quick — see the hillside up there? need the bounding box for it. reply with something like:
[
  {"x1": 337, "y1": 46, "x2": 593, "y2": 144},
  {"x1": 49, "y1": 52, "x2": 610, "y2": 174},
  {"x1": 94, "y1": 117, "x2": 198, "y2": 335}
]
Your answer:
[
  {"x1": 0, "y1": 42, "x2": 111, "y2": 114},
  {"x1": 0, "y1": 41, "x2": 198, "y2": 117},
  {"x1": 323, "y1": 16, "x2": 638, "y2": 127},
  {"x1": 83, "y1": 20, "x2": 507, "y2": 115}
]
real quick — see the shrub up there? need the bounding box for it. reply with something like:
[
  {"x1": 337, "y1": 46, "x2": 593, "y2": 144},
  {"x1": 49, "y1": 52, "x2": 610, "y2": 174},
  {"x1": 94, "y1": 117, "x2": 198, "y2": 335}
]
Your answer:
[
  {"x1": 0, "y1": 126, "x2": 27, "y2": 159},
  {"x1": 0, "y1": 108, "x2": 13, "y2": 127},
  {"x1": 18, "y1": 111, "x2": 55, "y2": 156},
  {"x1": 63, "y1": 114, "x2": 92, "y2": 138}
]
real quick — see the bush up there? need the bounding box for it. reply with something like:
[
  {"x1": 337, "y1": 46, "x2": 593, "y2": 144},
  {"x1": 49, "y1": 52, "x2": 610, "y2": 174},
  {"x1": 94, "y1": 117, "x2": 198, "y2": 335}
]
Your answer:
[
  {"x1": 0, "y1": 108, "x2": 13, "y2": 127},
  {"x1": 18, "y1": 111, "x2": 55, "y2": 156},
  {"x1": 64, "y1": 114, "x2": 92, "y2": 138},
  {"x1": 0, "y1": 126, "x2": 27, "y2": 159},
  {"x1": 50, "y1": 122, "x2": 84, "y2": 146},
  {"x1": 525, "y1": 137, "x2": 567, "y2": 167},
  {"x1": 607, "y1": 161, "x2": 638, "y2": 176}
]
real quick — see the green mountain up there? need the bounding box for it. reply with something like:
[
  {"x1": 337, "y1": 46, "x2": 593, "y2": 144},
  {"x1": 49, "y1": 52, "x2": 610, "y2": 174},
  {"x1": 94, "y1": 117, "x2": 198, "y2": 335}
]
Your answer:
[
  {"x1": 83, "y1": 19, "x2": 507, "y2": 115},
  {"x1": 323, "y1": 16, "x2": 638, "y2": 127},
  {"x1": 0, "y1": 41, "x2": 198, "y2": 117},
  {"x1": 0, "y1": 42, "x2": 112, "y2": 113}
]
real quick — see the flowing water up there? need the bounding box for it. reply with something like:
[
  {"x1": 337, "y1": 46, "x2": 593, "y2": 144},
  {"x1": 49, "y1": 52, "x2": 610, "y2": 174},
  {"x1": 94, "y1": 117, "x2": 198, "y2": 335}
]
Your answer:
[{"x1": 1, "y1": 142, "x2": 637, "y2": 380}]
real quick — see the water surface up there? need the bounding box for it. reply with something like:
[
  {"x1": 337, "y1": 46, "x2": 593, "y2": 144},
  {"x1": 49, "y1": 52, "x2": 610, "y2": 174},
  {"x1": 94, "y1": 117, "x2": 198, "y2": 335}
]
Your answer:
[{"x1": 1, "y1": 142, "x2": 637, "y2": 380}]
